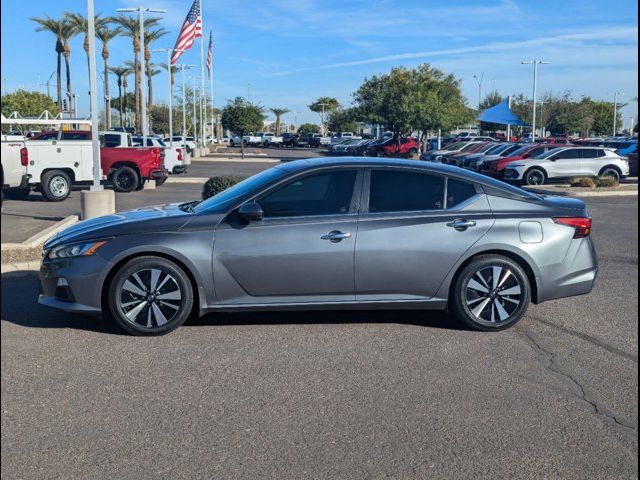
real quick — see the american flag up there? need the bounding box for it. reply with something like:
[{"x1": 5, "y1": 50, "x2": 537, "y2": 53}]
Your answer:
[
  {"x1": 206, "y1": 30, "x2": 213, "y2": 77},
  {"x1": 170, "y1": 0, "x2": 202, "y2": 65}
]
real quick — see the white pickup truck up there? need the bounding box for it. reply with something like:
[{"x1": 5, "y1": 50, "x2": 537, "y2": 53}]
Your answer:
[
  {"x1": 260, "y1": 132, "x2": 283, "y2": 147},
  {"x1": 163, "y1": 135, "x2": 196, "y2": 154},
  {"x1": 1, "y1": 135, "x2": 31, "y2": 202},
  {"x1": 131, "y1": 135, "x2": 187, "y2": 174}
]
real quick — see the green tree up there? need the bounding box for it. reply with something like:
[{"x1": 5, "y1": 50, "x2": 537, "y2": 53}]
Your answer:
[
  {"x1": 269, "y1": 107, "x2": 290, "y2": 135},
  {"x1": 327, "y1": 108, "x2": 359, "y2": 133},
  {"x1": 297, "y1": 123, "x2": 321, "y2": 135},
  {"x1": 221, "y1": 97, "x2": 265, "y2": 158},
  {"x1": 109, "y1": 66, "x2": 131, "y2": 126},
  {"x1": 308, "y1": 97, "x2": 340, "y2": 132},
  {"x1": 95, "y1": 25, "x2": 122, "y2": 129},
  {"x1": 64, "y1": 13, "x2": 110, "y2": 75},
  {"x1": 30, "y1": 15, "x2": 74, "y2": 111},
  {"x1": 112, "y1": 14, "x2": 161, "y2": 132},
  {"x1": 1, "y1": 90, "x2": 59, "y2": 132},
  {"x1": 144, "y1": 28, "x2": 168, "y2": 108},
  {"x1": 411, "y1": 64, "x2": 474, "y2": 148},
  {"x1": 353, "y1": 67, "x2": 415, "y2": 142}
]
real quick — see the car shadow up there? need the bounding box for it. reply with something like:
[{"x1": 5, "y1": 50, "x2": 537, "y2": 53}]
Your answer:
[{"x1": 1, "y1": 271, "x2": 464, "y2": 334}]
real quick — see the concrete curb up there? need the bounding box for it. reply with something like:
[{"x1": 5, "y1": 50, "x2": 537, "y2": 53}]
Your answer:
[
  {"x1": 208, "y1": 152, "x2": 268, "y2": 157},
  {"x1": 1, "y1": 214, "x2": 79, "y2": 251},
  {"x1": 1, "y1": 261, "x2": 40, "y2": 275},
  {"x1": 166, "y1": 177, "x2": 209, "y2": 184},
  {"x1": 569, "y1": 190, "x2": 638, "y2": 198},
  {"x1": 198, "y1": 156, "x2": 279, "y2": 163},
  {"x1": 524, "y1": 186, "x2": 638, "y2": 198}
]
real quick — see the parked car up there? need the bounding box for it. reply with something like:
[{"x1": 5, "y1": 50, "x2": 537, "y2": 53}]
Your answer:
[
  {"x1": 38, "y1": 158, "x2": 597, "y2": 335},
  {"x1": 308, "y1": 133, "x2": 331, "y2": 148},
  {"x1": 281, "y1": 133, "x2": 299, "y2": 147},
  {"x1": 462, "y1": 143, "x2": 522, "y2": 170},
  {"x1": 481, "y1": 144, "x2": 571, "y2": 178},
  {"x1": 163, "y1": 135, "x2": 196, "y2": 153},
  {"x1": 132, "y1": 136, "x2": 186, "y2": 175},
  {"x1": 15, "y1": 130, "x2": 167, "y2": 200},
  {"x1": 260, "y1": 132, "x2": 283, "y2": 147},
  {"x1": 421, "y1": 141, "x2": 476, "y2": 162},
  {"x1": 503, "y1": 147, "x2": 630, "y2": 185},
  {"x1": 442, "y1": 142, "x2": 493, "y2": 166},
  {"x1": 366, "y1": 137, "x2": 420, "y2": 157},
  {"x1": 1, "y1": 136, "x2": 30, "y2": 202},
  {"x1": 330, "y1": 132, "x2": 358, "y2": 144}
]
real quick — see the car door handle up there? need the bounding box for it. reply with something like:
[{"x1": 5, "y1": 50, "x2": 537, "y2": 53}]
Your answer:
[
  {"x1": 447, "y1": 219, "x2": 477, "y2": 230},
  {"x1": 321, "y1": 230, "x2": 352, "y2": 242}
]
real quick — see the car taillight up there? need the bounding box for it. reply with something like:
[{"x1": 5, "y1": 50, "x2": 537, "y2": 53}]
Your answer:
[
  {"x1": 20, "y1": 147, "x2": 29, "y2": 166},
  {"x1": 177, "y1": 148, "x2": 183, "y2": 161},
  {"x1": 554, "y1": 217, "x2": 592, "y2": 238}
]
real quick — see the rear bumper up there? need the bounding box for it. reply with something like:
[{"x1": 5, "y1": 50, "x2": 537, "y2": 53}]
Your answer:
[
  {"x1": 149, "y1": 168, "x2": 168, "y2": 180},
  {"x1": 536, "y1": 236, "x2": 599, "y2": 303}
]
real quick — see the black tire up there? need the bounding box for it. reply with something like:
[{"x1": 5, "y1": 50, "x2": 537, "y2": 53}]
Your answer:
[
  {"x1": 450, "y1": 254, "x2": 531, "y2": 331},
  {"x1": 599, "y1": 166, "x2": 621, "y2": 182},
  {"x1": 135, "y1": 180, "x2": 145, "y2": 191},
  {"x1": 107, "y1": 256, "x2": 194, "y2": 336},
  {"x1": 4, "y1": 187, "x2": 31, "y2": 200},
  {"x1": 524, "y1": 168, "x2": 547, "y2": 186},
  {"x1": 41, "y1": 170, "x2": 71, "y2": 202},
  {"x1": 111, "y1": 166, "x2": 140, "y2": 193}
]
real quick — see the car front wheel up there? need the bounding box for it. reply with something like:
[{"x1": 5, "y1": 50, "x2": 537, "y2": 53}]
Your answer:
[
  {"x1": 107, "y1": 256, "x2": 194, "y2": 335},
  {"x1": 450, "y1": 255, "x2": 531, "y2": 331},
  {"x1": 524, "y1": 168, "x2": 547, "y2": 186}
]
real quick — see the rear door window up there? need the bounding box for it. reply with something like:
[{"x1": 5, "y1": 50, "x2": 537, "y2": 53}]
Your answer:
[
  {"x1": 447, "y1": 178, "x2": 478, "y2": 208},
  {"x1": 369, "y1": 170, "x2": 445, "y2": 213}
]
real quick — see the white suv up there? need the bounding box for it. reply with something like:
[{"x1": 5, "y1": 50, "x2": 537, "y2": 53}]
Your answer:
[{"x1": 503, "y1": 147, "x2": 630, "y2": 185}]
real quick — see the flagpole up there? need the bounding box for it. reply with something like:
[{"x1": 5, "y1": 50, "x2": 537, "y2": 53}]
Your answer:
[
  {"x1": 209, "y1": 32, "x2": 215, "y2": 141},
  {"x1": 199, "y1": 0, "x2": 206, "y2": 153}
]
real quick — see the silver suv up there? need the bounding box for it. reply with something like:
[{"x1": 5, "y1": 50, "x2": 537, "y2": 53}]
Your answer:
[{"x1": 503, "y1": 147, "x2": 630, "y2": 185}]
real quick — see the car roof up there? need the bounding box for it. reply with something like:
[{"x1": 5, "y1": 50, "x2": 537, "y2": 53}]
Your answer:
[{"x1": 275, "y1": 157, "x2": 541, "y2": 201}]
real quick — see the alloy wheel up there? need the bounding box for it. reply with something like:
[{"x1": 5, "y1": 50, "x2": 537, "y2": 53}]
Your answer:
[
  {"x1": 463, "y1": 265, "x2": 522, "y2": 325},
  {"x1": 119, "y1": 268, "x2": 183, "y2": 329},
  {"x1": 526, "y1": 170, "x2": 545, "y2": 185}
]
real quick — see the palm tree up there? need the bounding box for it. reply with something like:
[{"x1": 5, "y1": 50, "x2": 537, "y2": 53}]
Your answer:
[
  {"x1": 270, "y1": 108, "x2": 290, "y2": 135},
  {"x1": 64, "y1": 13, "x2": 109, "y2": 75},
  {"x1": 112, "y1": 14, "x2": 161, "y2": 132},
  {"x1": 95, "y1": 26, "x2": 122, "y2": 129},
  {"x1": 109, "y1": 66, "x2": 130, "y2": 126},
  {"x1": 30, "y1": 16, "x2": 74, "y2": 111},
  {"x1": 143, "y1": 28, "x2": 168, "y2": 108}
]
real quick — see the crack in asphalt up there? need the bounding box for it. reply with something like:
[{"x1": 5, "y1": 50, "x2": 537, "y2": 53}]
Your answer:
[
  {"x1": 526, "y1": 315, "x2": 638, "y2": 364},
  {"x1": 522, "y1": 330, "x2": 638, "y2": 437}
]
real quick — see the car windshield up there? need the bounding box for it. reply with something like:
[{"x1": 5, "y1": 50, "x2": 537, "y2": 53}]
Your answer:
[{"x1": 192, "y1": 167, "x2": 288, "y2": 214}]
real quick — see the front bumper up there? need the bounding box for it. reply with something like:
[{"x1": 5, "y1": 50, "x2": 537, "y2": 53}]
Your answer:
[
  {"x1": 38, "y1": 256, "x2": 111, "y2": 314},
  {"x1": 503, "y1": 168, "x2": 524, "y2": 180}
]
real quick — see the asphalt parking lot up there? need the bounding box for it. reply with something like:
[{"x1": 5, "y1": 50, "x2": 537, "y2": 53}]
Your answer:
[{"x1": 1, "y1": 195, "x2": 637, "y2": 479}]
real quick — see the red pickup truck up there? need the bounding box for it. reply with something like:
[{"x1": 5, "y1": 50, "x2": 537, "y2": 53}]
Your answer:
[{"x1": 28, "y1": 130, "x2": 167, "y2": 192}]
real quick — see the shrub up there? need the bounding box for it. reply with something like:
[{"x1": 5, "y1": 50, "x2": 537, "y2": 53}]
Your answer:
[
  {"x1": 202, "y1": 175, "x2": 244, "y2": 199},
  {"x1": 570, "y1": 177, "x2": 596, "y2": 188},
  {"x1": 595, "y1": 176, "x2": 619, "y2": 188}
]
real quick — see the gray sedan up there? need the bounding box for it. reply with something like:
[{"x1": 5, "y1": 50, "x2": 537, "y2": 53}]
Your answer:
[{"x1": 39, "y1": 158, "x2": 598, "y2": 335}]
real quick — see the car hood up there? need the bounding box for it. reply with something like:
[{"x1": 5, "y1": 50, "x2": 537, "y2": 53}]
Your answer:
[{"x1": 45, "y1": 203, "x2": 194, "y2": 248}]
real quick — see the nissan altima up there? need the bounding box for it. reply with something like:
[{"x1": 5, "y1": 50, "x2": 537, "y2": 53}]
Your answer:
[{"x1": 39, "y1": 158, "x2": 598, "y2": 335}]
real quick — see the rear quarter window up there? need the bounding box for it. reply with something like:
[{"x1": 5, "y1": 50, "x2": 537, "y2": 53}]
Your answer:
[{"x1": 447, "y1": 179, "x2": 478, "y2": 208}]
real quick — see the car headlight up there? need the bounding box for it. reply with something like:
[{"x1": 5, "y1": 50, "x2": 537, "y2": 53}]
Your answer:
[{"x1": 47, "y1": 240, "x2": 108, "y2": 260}]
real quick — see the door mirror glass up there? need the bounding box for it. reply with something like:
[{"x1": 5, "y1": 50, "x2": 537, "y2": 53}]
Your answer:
[{"x1": 238, "y1": 201, "x2": 264, "y2": 221}]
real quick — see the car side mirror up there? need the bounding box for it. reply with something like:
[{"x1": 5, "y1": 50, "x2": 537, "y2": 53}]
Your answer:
[{"x1": 238, "y1": 201, "x2": 264, "y2": 222}]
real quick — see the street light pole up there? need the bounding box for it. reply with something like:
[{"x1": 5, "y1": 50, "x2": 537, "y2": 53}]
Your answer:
[
  {"x1": 522, "y1": 60, "x2": 550, "y2": 141},
  {"x1": 175, "y1": 64, "x2": 195, "y2": 141},
  {"x1": 473, "y1": 73, "x2": 484, "y2": 110},
  {"x1": 612, "y1": 91, "x2": 623, "y2": 136},
  {"x1": 87, "y1": 0, "x2": 101, "y2": 191},
  {"x1": 192, "y1": 75, "x2": 198, "y2": 145},
  {"x1": 116, "y1": 6, "x2": 166, "y2": 146}
]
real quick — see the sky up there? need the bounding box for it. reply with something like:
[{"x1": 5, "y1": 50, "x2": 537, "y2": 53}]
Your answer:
[{"x1": 1, "y1": 0, "x2": 638, "y2": 128}]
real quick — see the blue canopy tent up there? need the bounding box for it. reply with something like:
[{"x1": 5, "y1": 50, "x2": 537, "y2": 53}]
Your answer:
[{"x1": 477, "y1": 99, "x2": 527, "y2": 126}]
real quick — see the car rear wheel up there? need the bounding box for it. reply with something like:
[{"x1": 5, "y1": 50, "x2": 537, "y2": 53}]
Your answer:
[
  {"x1": 108, "y1": 256, "x2": 194, "y2": 336},
  {"x1": 450, "y1": 255, "x2": 531, "y2": 331},
  {"x1": 111, "y1": 166, "x2": 140, "y2": 193},
  {"x1": 41, "y1": 170, "x2": 71, "y2": 202},
  {"x1": 524, "y1": 168, "x2": 547, "y2": 186},
  {"x1": 599, "y1": 167, "x2": 621, "y2": 182}
]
